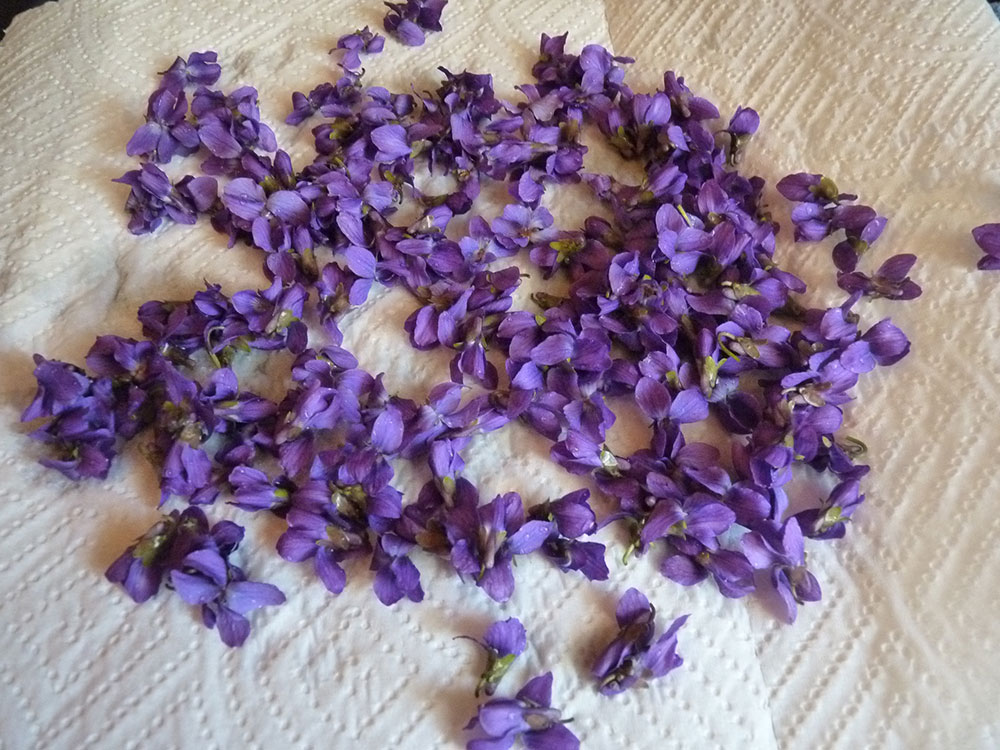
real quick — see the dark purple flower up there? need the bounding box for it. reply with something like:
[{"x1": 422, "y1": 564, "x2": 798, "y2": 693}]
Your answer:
[
  {"x1": 591, "y1": 588, "x2": 688, "y2": 695},
  {"x1": 230, "y1": 278, "x2": 309, "y2": 352},
  {"x1": 276, "y1": 499, "x2": 370, "y2": 595},
  {"x1": 464, "y1": 672, "x2": 579, "y2": 750},
  {"x1": 113, "y1": 164, "x2": 217, "y2": 234},
  {"x1": 21, "y1": 356, "x2": 118, "y2": 480},
  {"x1": 972, "y1": 223, "x2": 1000, "y2": 270},
  {"x1": 159, "y1": 51, "x2": 222, "y2": 89},
  {"x1": 660, "y1": 543, "x2": 756, "y2": 599},
  {"x1": 228, "y1": 466, "x2": 294, "y2": 513},
  {"x1": 106, "y1": 508, "x2": 283, "y2": 647}
]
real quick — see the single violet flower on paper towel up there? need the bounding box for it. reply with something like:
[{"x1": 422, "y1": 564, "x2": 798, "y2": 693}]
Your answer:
[
  {"x1": 459, "y1": 617, "x2": 528, "y2": 697},
  {"x1": 464, "y1": 671, "x2": 579, "y2": 750},
  {"x1": 591, "y1": 587, "x2": 688, "y2": 695}
]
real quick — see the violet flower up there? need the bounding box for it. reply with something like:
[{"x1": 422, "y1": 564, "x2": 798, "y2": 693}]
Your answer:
[
  {"x1": 159, "y1": 51, "x2": 222, "y2": 90},
  {"x1": 444, "y1": 479, "x2": 553, "y2": 602},
  {"x1": 741, "y1": 517, "x2": 821, "y2": 623},
  {"x1": 591, "y1": 588, "x2": 688, "y2": 695},
  {"x1": 464, "y1": 672, "x2": 579, "y2": 750},
  {"x1": 528, "y1": 489, "x2": 609, "y2": 580},
  {"x1": 972, "y1": 223, "x2": 1000, "y2": 270},
  {"x1": 333, "y1": 27, "x2": 385, "y2": 73},
  {"x1": 461, "y1": 617, "x2": 527, "y2": 697},
  {"x1": 837, "y1": 253, "x2": 922, "y2": 300},
  {"x1": 371, "y1": 533, "x2": 424, "y2": 605},
  {"x1": 383, "y1": 0, "x2": 448, "y2": 47},
  {"x1": 126, "y1": 87, "x2": 199, "y2": 163},
  {"x1": 106, "y1": 508, "x2": 284, "y2": 647},
  {"x1": 113, "y1": 164, "x2": 217, "y2": 234}
]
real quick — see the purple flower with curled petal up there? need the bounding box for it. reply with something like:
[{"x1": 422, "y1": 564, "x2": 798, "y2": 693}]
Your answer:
[
  {"x1": 231, "y1": 278, "x2": 308, "y2": 353},
  {"x1": 591, "y1": 588, "x2": 688, "y2": 695},
  {"x1": 276, "y1": 492, "x2": 371, "y2": 596},
  {"x1": 444, "y1": 479, "x2": 553, "y2": 602},
  {"x1": 464, "y1": 671, "x2": 579, "y2": 750},
  {"x1": 228, "y1": 466, "x2": 294, "y2": 513},
  {"x1": 973, "y1": 223, "x2": 1000, "y2": 270},
  {"x1": 725, "y1": 106, "x2": 759, "y2": 164},
  {"x1": 741, "y1": 517, "x2": 821, "y2": 623},
  {"x1": 194, "y1": 86, "x2": 277, "y2": 164},
  {"x1": 221, "y1": 176, "x2": 312, "y2": 253},
  {"x1": 21, "y1": 356, "x2": 119, "y2": 480},
  {"x1": 491, "y1": 204, "x2": 559, "y2": 254},
  {"x1": 105, "y1": 513, "x2": 184, "y2": 604},
  {"x1": 793, "y1": 478, "x2": 865, "y2": 540},
  {"x1": 459, "y1": 617, "x2": 527, "y2": 697},
  {"x1": 106, "y1": 507, "x2": 283, "y2": 646},
  {"x1": 171, "y1": 545, "x2": 285, "y2": 647},
  {"x1": 160, "y1": 440, "x2": 217, "y2": 505},
  {"x1": 635, "y1": 495, "x2": 736, "y2": 556}
]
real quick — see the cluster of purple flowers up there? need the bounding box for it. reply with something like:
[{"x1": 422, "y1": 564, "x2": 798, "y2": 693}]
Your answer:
[
  {"x1": 776, "y1": 173, "x2": 922, "y2": 300},
  {"x1": 22, "y1": 14, "x2": 921, "y2": 739}
]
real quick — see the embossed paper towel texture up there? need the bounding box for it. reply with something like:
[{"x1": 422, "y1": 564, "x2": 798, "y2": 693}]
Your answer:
[{"x1": 0, "y1": 0, "x2": 997, "y2": 748}]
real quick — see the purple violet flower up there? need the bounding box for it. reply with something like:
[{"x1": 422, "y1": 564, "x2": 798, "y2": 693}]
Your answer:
[
  {"x1": 741, "y1": 517, "x2": 821, "y2": 623},
  {"x1": 591, "y1": 588, "x2": 688, "y2": 695},
  {"x1": 383, "y1": 0, "x2": 448, "y2": 47},
  {"x1": 333, "y1": 27, "x2": 385, "y2": 73},
  {"x1": 464, "y1": 672, "x2": 579, "y2": 750},
  {"x1": 106, "y1": 508, "x2": 284, "y2": 647},
  {"x1": 460, "y1": 617, "x2": 528, "y2": 697},
  {"x1": 444, "y1": 479, "x2": 553, "y2": 602},
  {"x1": 972, "y1": 223, "x2": 1000, "y2": 270}
]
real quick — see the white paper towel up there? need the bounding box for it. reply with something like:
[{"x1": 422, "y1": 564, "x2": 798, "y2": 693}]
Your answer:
[{"x1": 0, "y1": 1, "x2": 998, "y2": 748}]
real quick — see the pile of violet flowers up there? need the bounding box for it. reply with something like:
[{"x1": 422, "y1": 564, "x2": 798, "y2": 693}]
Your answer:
[{"x1": 20, "y1": 5, "x2": 921, "y2": 742}]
